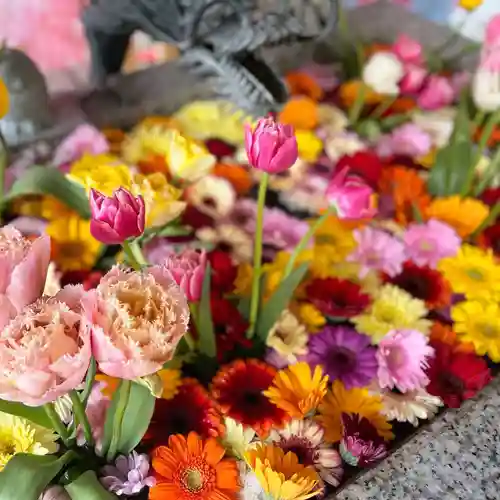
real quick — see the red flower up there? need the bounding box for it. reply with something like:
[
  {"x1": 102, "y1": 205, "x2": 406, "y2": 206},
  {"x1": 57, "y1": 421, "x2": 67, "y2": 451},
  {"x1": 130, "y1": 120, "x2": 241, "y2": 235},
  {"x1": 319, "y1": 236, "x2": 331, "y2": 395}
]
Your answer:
[
  {"x1": 384, "y1": 261, "x2": 452, "y2": 309},
  {"x1": 208, "y1": 250, "x2": 237, "y2": 292},
  {"x1": 480, "y1": 187, "x2": 500, "y2": 208},
  {"x1": 60, "y1": 270, "x2": 103, "y2": 290},
  {"x1": 306, "y1": 278, "x2": 371, "y2": 318},
  {"x1": 205, "y1": 138, "x2": 236, "y2": 159},
  {"x1": 181, "y1": 205, "x2": 214, "y2": 229},
  {"x1": 479, "y1": 222, "x2": 500, "y2": 256},
  {"x1": 335, "y1": 151, "x2": 383, "y2": 188},
  {"x1": 426, "y1": 340, "x2": 492, "y2": 408},
  {"x1": 144, "y1": 378, "x2": 224, "y2": 447},
  {"x1": 211, "y1": 359, "x2": 290, "y2": 437}
]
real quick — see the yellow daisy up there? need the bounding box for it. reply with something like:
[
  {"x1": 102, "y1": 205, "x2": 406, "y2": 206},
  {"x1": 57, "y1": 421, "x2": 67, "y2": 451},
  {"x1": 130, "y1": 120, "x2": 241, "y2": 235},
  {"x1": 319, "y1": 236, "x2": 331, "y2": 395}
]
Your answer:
[
  {"x1": 220, "y1": 416, "x2": 256, "y2": 459},
  {"x1": 438, "y1": 244, "x2": 500, "y2": 301},
  {"x1": 263, "y1": 362, "x2": 328, "y2": 419},
  {"x1": 233, "y1": 263, "x2": 253, "y2": 297},
  {"x1": 295, "y1": 130, "x2": 323, "y2": 163},
  {"x1": 316, "y1": 380, "x2": 394, "y2": 444},
  {"x1": 245, "y1": 443, "x2": 321, "y2": 500},
  {"x1": 458, "y1": 0, "x2": 483, "y2": 11},
  {"x1": 452, "y1": 300, "x2": 500, "y2": 362},
  {"x1": 292, "y1": 302, "x2": 326, "y2": 333},
  {"x1": 353, "y1": 284, "x2": 431, "y2": 343}
]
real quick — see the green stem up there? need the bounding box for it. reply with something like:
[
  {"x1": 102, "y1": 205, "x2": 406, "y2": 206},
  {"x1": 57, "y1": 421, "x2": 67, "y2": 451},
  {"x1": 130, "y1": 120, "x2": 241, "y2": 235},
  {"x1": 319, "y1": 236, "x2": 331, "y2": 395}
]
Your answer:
[
  {"x1": 247, "y1": 172, "x2": 269, "y2": 338},
  {"x1": 348, "y1": 83, "x2": 366, "y2": 126},
  {"x1": 473, "y1": 147, "x2": 500, "y2": 197},
  {"x1": 69, "y1": 390, "x2": 94, "y2": 447},
  {"x1": 471, "y1": 201, "x2": 500, "y2": 241},
  {"x1": 370, "y1": 97, "x2": 397, "y2": 120},
  {"x1": 107, "y1": 380, "x2": 131, "y2": 462},
  {"x1": 123, "y1": 239, "x2": 147, "y2": 270},
  {"x1": 283, "y1": 206, "x2": 336, "y2": 279},
  {"x1": 185, "y1": 303, "x2": 198, "y2": 351},
  {"x1": 44, "y1": 403, "x2": 71, "y2": 448},
  {"x1": 472, "y1": 110, "x2": 486, "y2": 131}
]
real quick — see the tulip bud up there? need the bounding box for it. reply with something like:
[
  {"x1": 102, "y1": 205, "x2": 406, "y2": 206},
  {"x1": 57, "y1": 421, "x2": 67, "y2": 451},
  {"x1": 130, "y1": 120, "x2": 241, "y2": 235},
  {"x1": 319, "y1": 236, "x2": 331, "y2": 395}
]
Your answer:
[
  {"x1": 326, "y1": 167, "x2": 377, "y2": 220},
  {"x1": 90, "y1": 187, "x2": 145, "y2": 245},
  {"x1": 244, "y1": 117, "x2": 298, "y2": 173}
]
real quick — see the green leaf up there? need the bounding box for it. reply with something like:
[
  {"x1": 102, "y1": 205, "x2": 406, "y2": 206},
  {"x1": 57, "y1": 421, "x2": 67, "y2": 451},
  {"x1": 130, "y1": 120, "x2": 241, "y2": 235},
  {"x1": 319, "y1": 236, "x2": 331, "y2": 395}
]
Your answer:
[
  {"x1": 65, "y1": 471, "x2": 117, "y2": 500},
  {"x1": 255, "y1": 262, "x2": 309, "y2": 342},
  {"x1": 81, "y1": 357, "x2": 97, "y2": 408},
  {"x1": 197, "y1": 264, "x2": 217, "y2": 358},
  {"x1": 101, "y1": 381, "x2": 155, "y2": 459},
  {"x1": 0, "y1": 400, "x2": 53, "y2": 429},
  {"x1": 5, "y1": 166, "x2": 91, "y2": 218},
  {"x1": 451, "y1": 89, "x2": 472, "y2": 145},
  {"x1": 0, "y1": 451, "x2": 76, "y2": 500}
]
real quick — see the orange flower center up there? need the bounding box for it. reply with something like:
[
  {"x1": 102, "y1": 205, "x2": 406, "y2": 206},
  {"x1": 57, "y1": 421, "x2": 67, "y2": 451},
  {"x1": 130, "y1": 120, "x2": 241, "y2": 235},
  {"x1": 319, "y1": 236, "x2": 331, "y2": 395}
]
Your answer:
[{"x1": 177, "y1": 461, "x2": 216, "y2": 496}]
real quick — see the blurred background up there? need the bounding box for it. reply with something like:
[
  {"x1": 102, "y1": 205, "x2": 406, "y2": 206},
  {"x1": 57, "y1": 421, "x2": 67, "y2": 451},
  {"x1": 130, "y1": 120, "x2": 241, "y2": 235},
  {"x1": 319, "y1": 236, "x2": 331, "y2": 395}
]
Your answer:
[{"x1": 0, "y1": 0, "x2": 498, "y2": 93}]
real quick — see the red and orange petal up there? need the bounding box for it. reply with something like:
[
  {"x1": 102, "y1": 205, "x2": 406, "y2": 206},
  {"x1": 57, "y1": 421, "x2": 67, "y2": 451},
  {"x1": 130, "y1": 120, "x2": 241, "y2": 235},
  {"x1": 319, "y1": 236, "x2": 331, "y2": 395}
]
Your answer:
[
  {"x1": 278, "y1": 96, "x2": 319, "y2": 130},
  {"x1": 429, "y1": 322, "x2": 475, "y2": 354},
  {"x1": 211, "y1": 359, "x2": 290, "y2": 437},
  {"x1": 150, "y1": 432, "x2": 240, "y2": 500},
  {"x1": 137, "y1": 153, "x2": 169, "y2": 175},
  {"x1": 144, "y1": 378, "x2": 224, "y2": 448},
  {"x1": 473, "y1": 124, "x2": 500, "y2": 148},
  {"x1": 212, "y1": 162, "x2": 253, "y2": 196},
  {"x1": 384, "y1": 261, "x2": 452, "y2": 309},
  {"x1": 478, "y1": 221, "x2": 500, "y2": 256},
  {"x1": 285, "y1": 71, "x2": 324, "y2": 101}
]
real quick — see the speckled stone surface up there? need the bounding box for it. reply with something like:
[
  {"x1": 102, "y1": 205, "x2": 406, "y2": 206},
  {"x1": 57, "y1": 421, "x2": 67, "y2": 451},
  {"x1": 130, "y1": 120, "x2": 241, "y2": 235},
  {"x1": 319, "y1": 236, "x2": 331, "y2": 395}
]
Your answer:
[{"x1": 335, "y1": 377, "x2": 500, "y2": 500}]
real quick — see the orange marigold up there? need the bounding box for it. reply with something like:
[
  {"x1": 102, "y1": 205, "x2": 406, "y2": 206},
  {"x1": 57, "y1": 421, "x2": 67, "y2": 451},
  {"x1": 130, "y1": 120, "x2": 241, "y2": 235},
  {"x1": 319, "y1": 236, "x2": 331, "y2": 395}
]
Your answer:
[
  {"x1": 213, "y1": 162, "x2": 252, "y2": 196},
  {"x1": 387, "y1": 96, "x2": 417, "y2": 115},
  {"x1": 279, "y1": 97, "x2": 319, "y2": 130},
  {"x1": 338, "y1": 80, "x2": 383, "y2": 109},
  {"x1": 430, "y1": 322, "x2": 475, "y2": 354},
  {"x1": 286, "y1": 71, "x2": 324, "y2": 101}
]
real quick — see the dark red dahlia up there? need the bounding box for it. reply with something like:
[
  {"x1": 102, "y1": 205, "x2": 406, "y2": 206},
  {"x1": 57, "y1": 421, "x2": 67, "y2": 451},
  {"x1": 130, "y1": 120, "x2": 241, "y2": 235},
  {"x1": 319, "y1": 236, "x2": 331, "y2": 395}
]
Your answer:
[
  {"x1": 208, "y1": 250, "x2": 238, "y2": 292},
  {"x1": 306, "y1": 278, "x2": 371, "y2": 318},
  {"x1": 384, "y1": 261, "x2": 452, "y2": 309},
  {"x1": 60, "y1": 270, "x2": 103, "y2": 290},
  {"x1": 480, "y1": 222, "x2": 500, "y2": 255},
  {"x1": 205, "y1": 138, "x2": 236, "y2": 159},
  {"x1": 181, "y1": 205, "x2": 214, "y2": 229},
  {"x1": 335, "y1": 150, "x2": 383, "y2": 188},
  {"x1": 426, "y1": 341, "x2": 492, "y2": 408},
  {"x1": 480, "y1": 187, "x2": 500, "y2": 208}
]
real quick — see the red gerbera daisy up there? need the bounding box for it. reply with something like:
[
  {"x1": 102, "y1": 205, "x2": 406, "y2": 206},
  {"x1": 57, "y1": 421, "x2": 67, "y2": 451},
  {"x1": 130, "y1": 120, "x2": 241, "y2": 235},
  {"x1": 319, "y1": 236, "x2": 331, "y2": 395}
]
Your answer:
[
  {"x1": 208, "y1": 250, "x2": 238, "y2": 292},
  {"x1": 426, "y1": 340, "x2": 492, "y2": 408},
  {"x1": 479, "y1": 222, "x2": 500, "y2": 256},
  {"x1": 335, "y1": 150, "x2": 383, "y2": 188},
  {"x1": 205, "y1": 138, "x2": 236, "y2": 159},
  {"x1": 306, "y1": 278, "x2": 371, "y2": 318},
  {"x1": 384, "y1": 261, "x2": 452, "y2": 309},
  {"x1": 144, "y1": 378, "x2": 224, "y2": 446},
  {"x1": 211, "y1": 359, "x2": 290, "y2": 437},
  {"x1": 480, "y1": 187, "x2": 500, "y2": 208}
]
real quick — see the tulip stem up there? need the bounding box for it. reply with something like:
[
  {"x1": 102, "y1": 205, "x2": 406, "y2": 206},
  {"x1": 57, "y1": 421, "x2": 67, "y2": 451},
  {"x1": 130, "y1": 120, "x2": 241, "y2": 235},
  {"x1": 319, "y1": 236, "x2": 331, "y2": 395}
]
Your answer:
[
  {"x1": 247, "y1": 172, "x2": 269, "y2": 338},
  {"x1": 44, "y1": 403, "x2": 71, "y2": 448},
  {"x1": 283, "y1": 206, "x2": 336, "y2": 280},
  {"x1": 370, "y1": 97, "x2": 397, "y2": 120},
  {"x1": 348, "y1": 83, "x2": 366, "y2": 126},
  {"x1": 123, "y1": 239, "x2": 147, "y2": 270},
  {"x1": 69, "y1": 390, "x2": 94, "y2": 448}
]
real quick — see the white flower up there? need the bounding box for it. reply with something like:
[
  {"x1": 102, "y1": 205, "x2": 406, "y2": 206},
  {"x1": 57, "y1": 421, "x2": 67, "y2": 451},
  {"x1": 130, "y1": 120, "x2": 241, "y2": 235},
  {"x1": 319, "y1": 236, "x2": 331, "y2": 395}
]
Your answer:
[
  {"x1": 238, "y1": 463, "x2": 266, "y2": 500},
  {"x1": 324, "y1": 132, "x2": 365, "y2": 163},
  {"x1": 317, "y1": 104, "x2": 348, "y2": 135},
  {"x1": 221, "y1": 417, "x2": 256, "y2": 459},
  {"x1": 279, "y1": 175, "x2": 329, "y2": 215},
  {"x1": 196, "y1": 224, "x2": 253, "y2": 263},
  {"x1": 411, "y1": 108, "x2": 456, "y2": 148},
  {"x1": 267, "y1": 310, "x2": 308, "y2": 364},
  {"x1": 472, "y1": 68, "x2": 500, "y2": 112},
  {"x1": 187, "y1": 175, "x2": 236, "y2": 219},
  {"x1": 43, "y1": 262, "x2": 62, "y2": 297},
  {"x1": 53, "y1": 394, "x2": 73, "y2": 424},
  {"x1": 362, "y1": 52, "x2": 404, "y2": 96}
]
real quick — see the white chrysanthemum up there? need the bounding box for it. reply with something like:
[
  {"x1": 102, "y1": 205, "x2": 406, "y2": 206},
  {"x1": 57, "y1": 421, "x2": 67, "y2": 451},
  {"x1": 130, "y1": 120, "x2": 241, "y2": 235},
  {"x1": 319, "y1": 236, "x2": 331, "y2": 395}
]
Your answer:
[
  {"x1": 362, "y1": 51, "x2": 404, "y2": 95},
  {"x1": 221, "y1": 417, "x2": 256, "y2": 459},
  {"x1": 187, "y1": 175, "x2": 236, "y2": 219},
  {"x1": 196, "y1": 224, "x2": 253, "y2": 263},
  {"x1": 238, "y1": 463, "x2": 267, "y2": 500},
  {"x1": 266, "y1": 310, "x2": 308, "y2": 364}
]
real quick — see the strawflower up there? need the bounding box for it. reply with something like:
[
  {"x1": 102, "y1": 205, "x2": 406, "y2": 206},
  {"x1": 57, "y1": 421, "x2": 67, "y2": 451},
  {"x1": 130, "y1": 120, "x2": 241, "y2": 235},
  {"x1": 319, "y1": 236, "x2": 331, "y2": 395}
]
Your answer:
[
  {"x1": 245, "y1": 443, "x2": 321, "y2": 500},
  {"x1": 263, "y1": 362, "x2": 329, "y2": 419},
  {"x1": 220, "y1": 417, "x2": 256, "y2": 459},
  {"x1": 150, "y1": 432, "x2": 240, "y2": 500}
]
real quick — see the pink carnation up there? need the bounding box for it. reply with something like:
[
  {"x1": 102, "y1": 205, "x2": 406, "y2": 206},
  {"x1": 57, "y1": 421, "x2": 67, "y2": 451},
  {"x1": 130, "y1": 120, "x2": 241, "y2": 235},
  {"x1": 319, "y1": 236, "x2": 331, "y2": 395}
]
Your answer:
[
  {"x1": 0, "y1": 286, "x2": 91, "y2": 406},
  {"x1": 348, "y1": 227, "x2": 406, "y2": 278},
  {"x1": 403, "y1": 219, "x2": 461, "y2": 268},
  {"x1": 376, "y1": 329, "x2": 434, "y2": 393},
  {"x1": 83, "y1": 266, "x2": 189, "y2": 379},
  {"x1": 376, "y1": 123, "x2": 432, "y2": 159},
  {"x1": 0, "y1": 227, "x2": 51, "y2": 330}
]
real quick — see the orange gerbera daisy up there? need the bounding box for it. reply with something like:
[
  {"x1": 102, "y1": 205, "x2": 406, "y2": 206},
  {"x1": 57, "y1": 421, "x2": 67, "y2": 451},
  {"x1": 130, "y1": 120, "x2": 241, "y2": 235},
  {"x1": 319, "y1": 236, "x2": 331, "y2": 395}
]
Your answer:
[
  {"x1": 279, "y1": 97, "x2": 319, "y2": 130},
  {"x1": 149, "y1": 432, "x2": 240, "y2": 500},
  {"x1": 101, "y1": 128, "x2": 126, "y2": 154},
  {"x1": 338, "y1": 80, "x2": 383, "y2": 110},
  {"x1": 430, "y1": 322, "x2": 475, "y2": 354},
  {"x1": 424, "y1": 196, "x2": 489, "y2": 238},
  {"x1": 213, "y1": 162, "x2": 252, "y2": 196},
  {"x1": 285, "y1": 71, "x2": 324, "y2": 101}
]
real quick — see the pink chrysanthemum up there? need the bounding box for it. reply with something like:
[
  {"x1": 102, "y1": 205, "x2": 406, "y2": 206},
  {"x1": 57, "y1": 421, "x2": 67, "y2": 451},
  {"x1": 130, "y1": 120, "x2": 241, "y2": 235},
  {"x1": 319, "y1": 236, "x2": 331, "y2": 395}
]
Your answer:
[
  {"x1": 403, "y1": 219, "x2": 461, "y2": 269},
  {"x1": 376, "y1": 329, "x2": 434, "y2": 393},
  {"x1": 348, "y1": 227, "x2": 406, "y2": 278}
]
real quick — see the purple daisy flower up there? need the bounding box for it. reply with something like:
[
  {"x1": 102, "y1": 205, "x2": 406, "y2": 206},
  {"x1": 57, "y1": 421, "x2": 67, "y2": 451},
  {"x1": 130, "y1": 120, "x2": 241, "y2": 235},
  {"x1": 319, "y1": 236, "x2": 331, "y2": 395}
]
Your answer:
[{"x1": 306, "y1": 326, "x2": 378, "y2": 389}]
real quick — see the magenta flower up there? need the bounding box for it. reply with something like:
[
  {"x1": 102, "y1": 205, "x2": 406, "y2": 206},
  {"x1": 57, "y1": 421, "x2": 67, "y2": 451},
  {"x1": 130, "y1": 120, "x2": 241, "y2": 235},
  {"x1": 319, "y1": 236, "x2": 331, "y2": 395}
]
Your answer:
[
  {"x1": 348, "y1": 227, "x2": 406, "y2": 278},
  {"x1": 377, "y1": 123, "x2": 432, "y2": 159},
  {"x1": 417, "y1": 75, "x2": 454, "y2": 111},
  {"x1": 326, "y1": 167, "x2": 377, "y2": 220},
  {"x1": 101, "y1": 451, "x2": 156, "y2": 495},
  {"x1": 403, "y1": 219, "x2": 461, "y2": 269},
  {"x1": 392, "y1": 34, "x2": 424, "y2": 66},
  {"x1": 399, "y1": 64, "x2": 427, "y2": 94},
  {"x1": 244, "y1": 117, "x2": 298, "y2": 173},
  {"x1": 376, "y1": 329, "x2": 434, "y2": 393},
  {"x1": 163, "y1": 249, "x2": 207, "y2": 302},
  {"x1": 90, "y1": 188, "x2": 145, "y2": 245}
]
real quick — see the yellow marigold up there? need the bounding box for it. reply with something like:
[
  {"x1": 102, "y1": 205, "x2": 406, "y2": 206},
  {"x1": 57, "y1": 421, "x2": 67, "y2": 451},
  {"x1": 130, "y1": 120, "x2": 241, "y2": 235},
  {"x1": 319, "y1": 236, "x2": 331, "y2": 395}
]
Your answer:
[
  {"x1": 292, "y1": 302, "x2": 326, "y2": 333},
  {"x1": 40, "y1": 196, "x2": 76, "y2": 220},
  {"x1": 0, "y1": 78, "x2": 9, "y2": 118},
  {"x1": 438, "y1": 244, "x2": 500, "y2": 301},
  {"x1": 458, "y1": 0, "x2": 483, "y2": 11},
  {"x1": 339, "y1": 80, "x2": 383, "y2": 109},
  {"x1": 264, "y1": 362, "x2": 328, "y2": 419},
  {"x1": 295, "y1": 130, "x2": 323, "y2": 163},
  {"x1": 425, "y1": 196, "x2": 489, "y2": 238},
  {"x1": 415, "y1": 147, "x2": 437, "y2": 169},
  {"x1": 316, "y1": 380, "x2": 394, "y2": 443},
  {"x1": 245, "y1": 443, "x2": 321, "y2": 500},
  {"x1": 233, "y1": 262, "x2": 253, "y2": 297}
]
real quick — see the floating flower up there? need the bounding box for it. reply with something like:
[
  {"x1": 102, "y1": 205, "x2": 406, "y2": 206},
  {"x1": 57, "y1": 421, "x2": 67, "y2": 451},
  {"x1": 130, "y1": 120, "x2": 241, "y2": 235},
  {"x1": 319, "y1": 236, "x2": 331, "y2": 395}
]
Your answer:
[
  {"x1": 150, "y1": 432, "x2": 240, "y2": 500},
  {"x1": 306, "y1": 326, "x2": 378, "y2": 389},
  {"x1": 376, "y1": 329, "x2": 434, "y2": 392},
  {"x1": 197, "y1": 224, "x2": 253, "y2": 264},
  {"x1": 452, "y1": 299, "x2": 500, "y2": 361},
  {"x1": 426, "y1": 340, "x2": 492, "y2": 408},
  {"x1": 317, "y1": 381, "x2": 393, "y2": 444},
  {"x1": 211, "y1": 359, "x2": 290, "y2": 437},
  {"x1": 353, "y1": 284, "x2": 431, "y2": 344},
  {"x1": 82, "y1": 265, "x2": 189, "y2": 379},
  {"x1": 348, "y1": 227, "x2": 406, "y2": 278},
  {"x1": 0, "y1": 412, "x2": 59, "y2": 470},
  {"x1": 263, "y1": 362, "x2": 329, "y2": 420},
  {"x1": 101, "y1": 451, "x2": 156, "y2": 496},
  {"x1": 187, "y1": 176, "x2": 236, "y2": 219},
  {"x1": 403, "y1": 219, "x2": 461, "y2": 268},
  {"x1": 0, "y1": 288, "x2": 91, "y2": 406},
  {"x1": 339, "y1": 413, "x2": 388, "y2": 468},
  {"x1": 362, "y1": 52, "x2": 404, "y2": 95},
  {"x1": 269, "y1": 419, "x2": 343, "y2": 487},
  {"x1": 220, "y1": 417, "x2": 256, "y2": 459},
  {"x1": 245, "y1": 443, "x2": 321, "y2": 500}
]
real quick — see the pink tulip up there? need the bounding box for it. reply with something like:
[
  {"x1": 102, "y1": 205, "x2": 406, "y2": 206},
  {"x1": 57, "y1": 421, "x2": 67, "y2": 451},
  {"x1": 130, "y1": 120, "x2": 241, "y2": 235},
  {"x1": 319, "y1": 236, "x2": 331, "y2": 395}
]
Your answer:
[
  {"x1": 399, "y1": 65, "x2": 427, "y2": 94},
  {"x1": 326, "y1": 167, "x2": 377, "y2": 220},
  {"x1": 417, "y1": 76, "x2": 455, "y2": 111},
  {"x1": 392, "y1": 34, "x2": 424, "y2": 66},
  {"x1": 163, "y1": 249, "x2": 207, "y2": 302},
  {"x1": 244, "y1": 117, "x2": 298, "y2": 173},
  {"x1": 90, "y1": 188, "x2": 145, "y2": 245},
  {"x1": 0, "y1": 227, "x2": 50, "y2": 330},
  {"x1": 484, "y1": 14, "x2": 500, "y2": 52}
]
